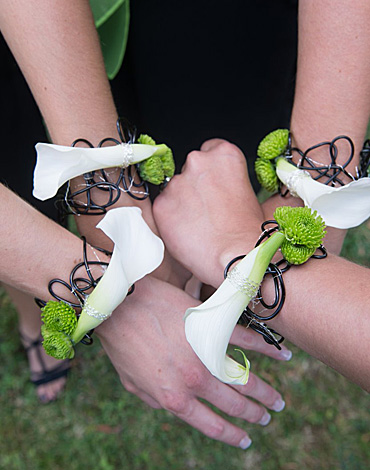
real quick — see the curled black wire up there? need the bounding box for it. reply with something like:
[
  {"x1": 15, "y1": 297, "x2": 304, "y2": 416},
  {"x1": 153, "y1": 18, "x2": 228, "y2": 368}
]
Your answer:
[
  {"x1": 35, "y1": 237, "x2": 135, "y2": 346},
  {"x1": 224, "y1": 221, "x2": 327, "y2": 349},
  {"x1": 280, "y1": 133, "x2": 357, "y2": 196},
  {"x1": 59, "y1": 117, "x2": 149, "y2": 216},
  {"x1": 358, "y1": 139, "x2": 370, "y2": 178}
]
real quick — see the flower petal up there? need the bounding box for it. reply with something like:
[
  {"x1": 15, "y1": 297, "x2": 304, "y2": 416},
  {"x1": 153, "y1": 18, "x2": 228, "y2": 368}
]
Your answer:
[
  {"x1": 185, "y1": 285, "x2": 251, "y2": 384},
  {"x1": 72, "y1": 207, "x2": 164, "y2": 342},
  {"x1": 276, "y1": 158, "x2": 370, "y2": 228},
  {"x1": 310, "y1": 178, "x2": 370, "y2": 229},
  {"x1": 96, "y1": 207, "x2": 164, "y2": 285},
  {"x1": 33, "y1": 143, "x2": 161, "y2": 201},
  {"x1": 184, "y1": 233, "x2": 285, "y2": 385},
  {"x1": 184, "y1": 248, "x2": 261, "y2": 385}
]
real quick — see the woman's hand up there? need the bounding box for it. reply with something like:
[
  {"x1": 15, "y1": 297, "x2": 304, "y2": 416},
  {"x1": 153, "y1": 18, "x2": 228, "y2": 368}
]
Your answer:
[
  {"x1": 97, "y1": 276, "x2": 290, "y2": 448},
  {"x1": 154, "y1": 139, "x2": 264, "y2": 287}
]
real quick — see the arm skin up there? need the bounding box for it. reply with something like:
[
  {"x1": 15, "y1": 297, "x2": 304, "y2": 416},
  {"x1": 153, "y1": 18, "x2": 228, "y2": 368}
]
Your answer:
[
  {"x1": 264, "y1": 0, "x2": 370, "y2": 255},
  {"x1": 0, "y1": 1, "x2": 289, "y2": 447},
  {"x1": 0, "y1": 184, "x2": 110, "y2": 302},
  {"x1": 0, "y1": 0, "x2": 158, "y2": 260},
  {"x1": 0, "y1": 183, "x2": 290, "y2": 448},
  {"x1": 0, "y1": 0, "x2": 186, "y2": 286},
  {"x1": 153, "y1": 140, "x2": 370, "y2": 391}
]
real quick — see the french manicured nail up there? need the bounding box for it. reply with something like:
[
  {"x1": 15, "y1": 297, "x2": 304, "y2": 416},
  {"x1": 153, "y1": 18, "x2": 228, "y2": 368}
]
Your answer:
[
  {"x1": 239, "y1": 436, "x2": 252, "y2": 450},
  {"x1": 280, "y1": 349, "x2": 292, "y2": 361},
  {"x1": 258, "y1": 411, "x2": 271, "y2": 426},
  {"x1": 272, "y1": 398, "x2": 285, "y2": 412}
]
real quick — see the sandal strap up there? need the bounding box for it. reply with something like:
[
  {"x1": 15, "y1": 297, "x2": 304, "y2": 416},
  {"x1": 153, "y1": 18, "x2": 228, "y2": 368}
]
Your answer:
[
  {"x1": 19, "y1": 329, "x2": 71, "y2": 386},
  {"x1": 31, "y1": 361, "x2": 70, "y2": 386}
]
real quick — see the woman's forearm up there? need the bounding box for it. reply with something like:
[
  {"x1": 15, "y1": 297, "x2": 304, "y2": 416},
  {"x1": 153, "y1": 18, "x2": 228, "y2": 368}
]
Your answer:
[
  {"x1": 0, "y1": 0, "x2": 161, "y2": 262},
  {"x1": 291, "y1": 0, "x2": 370, "y2": 167},
  {"x1": 0, "y1": 184, "x2": 108, "y2": 301},
  {"x1": 0, "y1": 0, "x2": 117, "y2": 144}
]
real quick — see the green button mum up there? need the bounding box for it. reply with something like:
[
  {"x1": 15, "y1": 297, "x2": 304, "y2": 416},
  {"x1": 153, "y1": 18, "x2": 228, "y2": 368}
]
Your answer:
[
  {"x1": 41, "y1": 301, "x2": 77, "y2": 335},
  {"x1": 137, "y1": 134, "x2": 175, "y2": 184},
  {"x1": 274, "y1": 206, "x2": 327, "y2": 264},
  {"x1": 257, "y1": 129, "x2": 289, "y2": 160}
]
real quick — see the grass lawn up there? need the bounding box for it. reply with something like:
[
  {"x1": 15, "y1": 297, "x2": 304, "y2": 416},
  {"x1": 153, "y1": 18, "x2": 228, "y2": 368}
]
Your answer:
[{"x1": 1, "y1": 222, "x2": 369, "y2": 470}]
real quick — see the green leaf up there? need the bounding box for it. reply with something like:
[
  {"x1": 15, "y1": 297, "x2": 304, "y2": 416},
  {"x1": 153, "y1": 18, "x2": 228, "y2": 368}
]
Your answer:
[{"x1": 90, "y1": 0, "x2": 130, "y2": 80}]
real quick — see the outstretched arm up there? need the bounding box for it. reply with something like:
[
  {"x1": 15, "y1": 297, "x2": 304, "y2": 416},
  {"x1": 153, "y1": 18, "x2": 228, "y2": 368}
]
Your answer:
[
  {"x1": 0, "y1": 0, "x2": 186, "y2": 285},
  {"x1": 1, "y1": 183, "x2": 290, "y2": 448},
  {"x1": 154, "y1": 140, "x2": 370, "y2": 391},
  {"x1": 263, "y1": 0, "x2": 370, "y2": 254}
]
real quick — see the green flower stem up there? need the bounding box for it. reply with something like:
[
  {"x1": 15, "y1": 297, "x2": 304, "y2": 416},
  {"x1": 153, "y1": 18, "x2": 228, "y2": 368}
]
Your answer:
[
  {"x1": 70, "y1": 309, "x2": 98, "y2": 345},
  {"x1": 71, "y1": 248, "x2": 129, "y2": 344},
  {"x1": 248, "y1": 232, "x2": 285, "y2": 283},
  {"x1": 276, "y1": 157, "x2": 296, "y2": 173}
]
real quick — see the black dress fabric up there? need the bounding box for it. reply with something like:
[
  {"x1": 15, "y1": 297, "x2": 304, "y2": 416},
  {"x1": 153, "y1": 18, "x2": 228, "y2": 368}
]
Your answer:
[
  {"x1": 0, "y1": 36, "x2": 58, "y2": 220},
  {"x1": 111, "y1": 0, "x2": 298, "y2": 192},
  {"x1": 1, "y1": 0, "x2": 298, "y2": 219}
]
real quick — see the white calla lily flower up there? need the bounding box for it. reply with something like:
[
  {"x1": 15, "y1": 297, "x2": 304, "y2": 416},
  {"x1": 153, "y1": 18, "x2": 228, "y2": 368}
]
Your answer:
[
  {"x1": 184, "y1": 232, "x2": 284, "y2": 385},
  {"x1": 276, "y1": 158, "x2": 370, "y2": 229},
  {"x1": 71, "y1": 207, "x2": 164, "y2": 343},
  {"x1": 33, "y1": 142, "x2": 161, "y2": 201}
]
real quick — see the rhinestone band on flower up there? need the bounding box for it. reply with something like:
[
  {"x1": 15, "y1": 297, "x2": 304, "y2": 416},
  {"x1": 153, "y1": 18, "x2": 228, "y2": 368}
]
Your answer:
[
  {"x1": 227, "y1": 267, "x2": 260, "y2": 298},
  {"x1": 284, "y1": 170, "x2": 309, "y2": 198},
  {"x1": 120, "y1": 142, "x2": 134, "y2": 167},
  {"x1": 83, "y1": 300, "x2": 111, "y2": 321}
]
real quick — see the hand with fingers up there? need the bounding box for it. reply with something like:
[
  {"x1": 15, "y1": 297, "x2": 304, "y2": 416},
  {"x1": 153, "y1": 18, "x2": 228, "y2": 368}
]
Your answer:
[
  {"x1": 153, "y1": 139, "x2": 263, "y2": 289},
  {"x1": 97, "y1": 277, "x2": 289, "y2": 448}
]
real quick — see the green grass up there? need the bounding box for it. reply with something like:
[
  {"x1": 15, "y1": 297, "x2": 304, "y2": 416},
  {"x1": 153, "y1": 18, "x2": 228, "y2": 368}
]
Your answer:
[{"x1": 1, "y1": 223, "x2": 369, "y2": 470}]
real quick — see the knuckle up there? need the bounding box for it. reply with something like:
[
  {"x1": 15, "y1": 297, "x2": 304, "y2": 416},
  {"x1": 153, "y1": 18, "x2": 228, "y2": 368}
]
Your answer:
[
  {"x1": 121, "y1": 381, "x2": 138, "y2": 395},
  {"x1": 243, "y1": 373, "x2": 257, "y2": 394},
  {"x1": 183, "y1": 366, "x2": 207, "y2": 391},
  {"x1": 216, "y1": 141, "x2": 241, "y2": 158},
  {"x1": 248, "y1": 406, "x2": 266, "y2": 424},
  {"x1": 228, "y1": 399, "x2": 247, "y2": 418},
  {"x1": 205, "y1": 421, "x2": 225, "y2": 440},
  {"x1": 186, "y1": 150, "x2": 203, "y2": 168},
  {"x1": 240, "y1": 330, "x2": 257, "y2": 349},
  {"x1": 161, "y1": 390, "x2": 189, "y2": 415}
]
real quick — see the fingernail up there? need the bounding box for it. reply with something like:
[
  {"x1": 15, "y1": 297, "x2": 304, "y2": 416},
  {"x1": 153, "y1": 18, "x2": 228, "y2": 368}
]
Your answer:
[
  {"x1": 280, "y1": 350, "x2": 292, "y2": 361},
  {"x1": 272, "y1": 398, "x2": 285, "y2": 412},
  {"x1": 239, "y1": 436, "x2": 252, "y2": 450},
  {"x1": 258, "y1": 411, "x2": 271, "y2": 426}
]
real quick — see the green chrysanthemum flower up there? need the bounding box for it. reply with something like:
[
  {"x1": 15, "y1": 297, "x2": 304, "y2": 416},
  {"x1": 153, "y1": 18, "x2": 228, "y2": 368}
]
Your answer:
[
  {"x1": 160, "y1": 145, "x2": 175, "y2": 178},
  {"x1": 274, "y1": 206, "x2": 326, "y2": 264},
  {"x1": 257, "y1": 129, "x2": 289, "y2": 160},
  {"x1": 137, "y1": 134, "x2": 175, "y2": 184},
  {"x1": 41, "y1": 300, "x2": 77, "y2": 335},
  {"x1": 138, "y1": 154, "x2": 165, "y2": 184},
  {"x1": 138, "y1": 134, "x2": 156, "y2": 146},
  {"x1": 255, "y1": 157, "x2": 278, "y2": 192},
  {"x1": 41, "y1": 325, "x2": 75, "y2": 360}
]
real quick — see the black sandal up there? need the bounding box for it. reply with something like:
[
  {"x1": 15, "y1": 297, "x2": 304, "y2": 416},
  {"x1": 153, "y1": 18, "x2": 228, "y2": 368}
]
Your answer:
[{"x1": 20, "y1": 330, "x2": 71, "y2": 399}]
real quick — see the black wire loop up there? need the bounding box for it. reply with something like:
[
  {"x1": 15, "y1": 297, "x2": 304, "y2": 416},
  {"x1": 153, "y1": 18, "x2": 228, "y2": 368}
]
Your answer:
[
  {"x1": 224, "y1": 220, "x2": 327, "y2": 349},
  {"x1": 280, "y1": 134, "x2": 359, "y2": 196},
  {"x1": 59, "y1": 118, "x2": 149, "y2": 217},
  {"x1": 358, "y1": 139, "x2": 370, "y2": 178},
  {"x1": 35, "y1": 237, "x2": 135, "y2": 346}
]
